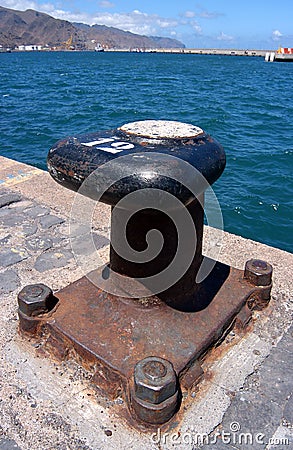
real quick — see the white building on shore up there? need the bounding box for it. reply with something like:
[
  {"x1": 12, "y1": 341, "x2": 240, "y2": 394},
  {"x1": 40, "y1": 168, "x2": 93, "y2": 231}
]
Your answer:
[{"x1": 18, "y1": 45, "x2": 43, "y2": 51}]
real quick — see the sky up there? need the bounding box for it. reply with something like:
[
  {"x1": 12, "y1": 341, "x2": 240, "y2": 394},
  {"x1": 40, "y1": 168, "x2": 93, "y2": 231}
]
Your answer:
[{"x1": 1, "y1": 0, "x2": 293, "y2": 49}]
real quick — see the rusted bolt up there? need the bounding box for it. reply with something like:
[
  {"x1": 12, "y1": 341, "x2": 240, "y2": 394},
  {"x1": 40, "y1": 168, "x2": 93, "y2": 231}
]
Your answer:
[
  {"x1": 18, "y1": 283, "x2": 57, "y2": 317},
  {"x1": 132, "y1": 356, "x2": 179, "y2": 424},
  {"x1": 134, "y1": 356, "x2": 177, "y2": 404},
  {"x1": 131, "y1": 390, "x2": 179, "y2": 425},
  {"x1": 244, "y1": 259, "x2": 273, "y2": 286}
]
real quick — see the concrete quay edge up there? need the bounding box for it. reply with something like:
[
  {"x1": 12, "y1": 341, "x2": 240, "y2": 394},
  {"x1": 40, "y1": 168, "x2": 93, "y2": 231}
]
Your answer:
[{"x1": 0, "y1": 156, "x2": 292, "y2": 450}]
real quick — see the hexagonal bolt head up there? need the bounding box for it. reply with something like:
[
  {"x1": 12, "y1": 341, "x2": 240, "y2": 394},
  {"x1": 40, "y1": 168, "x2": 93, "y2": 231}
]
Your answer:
[
  {"x1": 18, "y1": 283, "x2": 57, "y2": 317},
  {"x1": 134, "y1": 356, "x2": 177, "y2": 405},
  {"x1": 244, "y1": 259, "x2": 273, "y2": 286}
]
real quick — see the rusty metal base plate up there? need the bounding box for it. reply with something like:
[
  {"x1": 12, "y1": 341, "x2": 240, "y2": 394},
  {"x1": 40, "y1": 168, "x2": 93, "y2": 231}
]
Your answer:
[{"x1": 18, "y1": 259, "x2": 270, "y2": 419}]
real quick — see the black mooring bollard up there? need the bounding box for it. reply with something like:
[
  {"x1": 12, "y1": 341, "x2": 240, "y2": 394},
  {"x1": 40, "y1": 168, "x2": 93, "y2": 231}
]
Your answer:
[{"x1": 47, "y1": 120, "x2": 226, "y2": 309}]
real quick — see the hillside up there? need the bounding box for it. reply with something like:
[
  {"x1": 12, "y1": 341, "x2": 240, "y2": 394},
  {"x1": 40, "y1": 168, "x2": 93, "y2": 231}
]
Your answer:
[{"x1": 0, "y1": 6, "x2": 185, "y2": 50}]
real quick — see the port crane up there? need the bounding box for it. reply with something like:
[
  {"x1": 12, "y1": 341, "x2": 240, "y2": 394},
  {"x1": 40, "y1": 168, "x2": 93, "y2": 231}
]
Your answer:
[{"x1": 62, "y1": 35, "x2": 75, "y2": 50}]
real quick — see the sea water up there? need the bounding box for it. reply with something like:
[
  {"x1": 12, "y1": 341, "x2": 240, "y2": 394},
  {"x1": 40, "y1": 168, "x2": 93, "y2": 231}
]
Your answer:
[{"x1": 0, "y1": 51, "x2": 292, "y2": 252}]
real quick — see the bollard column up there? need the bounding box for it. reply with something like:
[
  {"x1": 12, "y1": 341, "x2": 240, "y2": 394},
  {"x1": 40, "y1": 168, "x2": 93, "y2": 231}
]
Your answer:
[{"x1": 109, "y1": 197, "x2": 204, "y2": 308}]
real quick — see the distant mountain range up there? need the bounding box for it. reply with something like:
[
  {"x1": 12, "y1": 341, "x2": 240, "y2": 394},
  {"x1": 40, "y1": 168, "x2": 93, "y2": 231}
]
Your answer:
[{"x1": 0, "y1": 6, "x2": 185, "y2": 50}]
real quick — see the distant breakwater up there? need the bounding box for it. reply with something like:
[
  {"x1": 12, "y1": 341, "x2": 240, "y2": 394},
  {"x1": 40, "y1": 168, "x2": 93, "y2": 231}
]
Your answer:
[
  {"x1": 3, "y1": 47, "x2": 270, "y2": 57},
  {"x1": 107, "y1": 48, "x2": 270, "y2": 57}
]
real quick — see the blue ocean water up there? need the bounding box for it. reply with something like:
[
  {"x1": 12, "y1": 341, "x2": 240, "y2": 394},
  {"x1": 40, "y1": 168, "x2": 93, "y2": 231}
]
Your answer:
[{"x1": 0, "y1": 51, "x2": 292, "y2": 252}]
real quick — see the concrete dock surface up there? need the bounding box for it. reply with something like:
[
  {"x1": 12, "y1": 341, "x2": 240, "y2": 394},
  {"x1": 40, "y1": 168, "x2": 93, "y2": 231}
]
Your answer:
[{"x1": 0, "y1": 156, "x2": 292, "y2": 449}]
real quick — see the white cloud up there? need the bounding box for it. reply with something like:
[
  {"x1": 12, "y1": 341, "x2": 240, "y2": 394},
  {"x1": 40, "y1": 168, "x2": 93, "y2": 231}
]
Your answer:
[
  {"x1": 190, "y1": 21, "x2": 202, "y2": 35},
  {"x1": 99, "y1": 1, "x2": 114, "y2": 8},
  {"x1": 183, "y1": 8, "x2": 222, "y2": 20},
  {"x1": 272, "y1": 29, "x2": 283, "y2": 41},
  {"x1": 1, "y1": 0, "x2": 39, "y2": 10},
  {"x1": 217, "y1": 31, "x2": 234, "y2": 42},
  {"x1": 184, "y1": 11, "x2": 195, "y2": 18},
  {"x1": 199, "y1": 11, "x2": 223, "y2": 19}
]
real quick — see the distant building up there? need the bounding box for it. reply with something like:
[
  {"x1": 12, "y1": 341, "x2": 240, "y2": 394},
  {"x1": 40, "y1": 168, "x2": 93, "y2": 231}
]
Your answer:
[{"x1": 18, "y1": 45, "x2": 42, "y2": 51}]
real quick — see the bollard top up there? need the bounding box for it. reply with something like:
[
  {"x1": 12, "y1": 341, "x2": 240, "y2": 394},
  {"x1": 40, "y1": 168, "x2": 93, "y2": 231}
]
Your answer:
[
  {"x1": 119, "y1": 120, "x2": 204, "y2": 140},
  {"x1": 47, "y1": 120, "x2": 226, "y2": 207}
]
